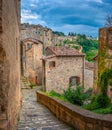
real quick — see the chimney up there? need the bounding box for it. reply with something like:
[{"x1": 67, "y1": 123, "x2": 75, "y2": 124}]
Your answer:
[
  {"x1": 78, "y1": 46, "x2": 82, "y2": 53},
  {"x1": 65, "y1": 44, "x2": 70, "y2": 49}
]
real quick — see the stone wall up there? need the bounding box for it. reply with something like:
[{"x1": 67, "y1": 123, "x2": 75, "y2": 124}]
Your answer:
[
  {"x1": 93, "y1": 56, "x2": 98, "y2": 93},
  {"x1": 43, "y1": 56, "x2": 84, "y2": 93},
  {"x1": 22, "y1": 40, "x2": 42, "y2": 85},
  {"x1": 94, "y1": 27, "x2": 112, "y2": 95},
  {"x1": 21, "y1": 23, "x2": 58, "y2": 48},
  {"x1": 84, "y1": 68, "x2": 94, "y2": 90},
  {"x1": 37, "y1": 91, "x2": 112, "y2": 130},
  {"x1": 0, "y1": 0, "x2": 20, "y2": 129}
]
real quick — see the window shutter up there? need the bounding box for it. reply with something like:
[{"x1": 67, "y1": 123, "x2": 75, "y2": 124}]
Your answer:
[{"x1": 76, "y1": 77, "x2": 80, "y2": 84}]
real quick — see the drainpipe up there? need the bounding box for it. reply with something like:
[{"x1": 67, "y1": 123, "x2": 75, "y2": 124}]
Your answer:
[{"x1": 82, "y1": 56, "x2": 85, "y2": 89}]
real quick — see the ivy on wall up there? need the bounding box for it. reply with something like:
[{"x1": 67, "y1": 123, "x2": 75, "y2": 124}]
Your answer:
[{"x1": 99, "y1": 69, "x2": 112, "y2": 95}]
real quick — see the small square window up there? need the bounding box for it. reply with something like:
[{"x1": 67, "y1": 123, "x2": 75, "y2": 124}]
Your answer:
[
  {"x1": 26, "y1": 43, "x2": 31, "y2": 49},
  {"x1": 69, "y1": 76, "x2": 80, "y2": 86},
  {"x1": 49, "y1": 61, "x2": 55, "y2": 70}
]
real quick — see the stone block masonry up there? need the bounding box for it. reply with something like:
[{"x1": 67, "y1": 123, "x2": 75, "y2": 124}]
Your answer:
[
  {"x1": 21, "y1": 23, "x2": 58, "y2": 48},
  {"x1": 42, "y1": 46, "x2": 85, "y2": 93},
  {"x1": 21, "y1": 38, "x2": 43, "y2": 85},
  {"x1": 37, "y1": 91, "x2": 112, "y2": 130}
]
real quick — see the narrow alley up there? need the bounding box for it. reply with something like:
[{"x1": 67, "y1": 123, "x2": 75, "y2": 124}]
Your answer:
[{"x1": 17, "y1": 86, "x2": 72, "y2": 130}]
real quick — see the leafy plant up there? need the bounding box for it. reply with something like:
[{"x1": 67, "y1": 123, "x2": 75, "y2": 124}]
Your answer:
[
  {"x1": 96, "y1": 94, "x2": 111, "y2": 108},
  {"x1": 46, "y1": 90, "x2": 67, "y2": 101},
  {"x1": 109, "y1": 80, "x2": 112, "y2": 86},
  {"x1": 73, "y1": 46, "x2": 79, "y2": 50},
  {"x1": 63, "y1": 85, "x2": 89, "y2": 106},
  {"x1": 83, "y1": 94, "x2": 111, "y2": 111},
  {"x1": 84, "y1": 88, "x2": 93, "y2": 96},
  {"x1": 30, "y1": 82, "x2": 36, "y2": 88},
  {"x1": 99, "y1": 69, "x2": 112, "y2": 95},
  {"x1": 93, "y1": 104, "x2": 112, "y2": 114}
]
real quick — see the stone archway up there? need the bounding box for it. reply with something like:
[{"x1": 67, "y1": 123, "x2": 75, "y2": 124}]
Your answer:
[{"x1": 0, "y1": 44, "x2": 9, "y2": 113}]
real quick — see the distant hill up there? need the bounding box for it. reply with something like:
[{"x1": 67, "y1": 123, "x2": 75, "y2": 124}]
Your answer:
[
  {"x1": 53, "y1": 31, "x2": 65, "y2": 36},
  {"x1": 76, "y1": 34, "x2": 98, "y2": 61},
  {"x1": 56, "y1": 34, "x2": 98, "y2": 61}
]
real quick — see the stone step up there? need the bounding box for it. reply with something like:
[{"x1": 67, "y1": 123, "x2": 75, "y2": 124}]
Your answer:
[
  {"x1": 0, "y1": 120, "x2": 7, "y2": 129},
  {"x1": 0, "y1": 113, "x2": 6, "y2": 120}
]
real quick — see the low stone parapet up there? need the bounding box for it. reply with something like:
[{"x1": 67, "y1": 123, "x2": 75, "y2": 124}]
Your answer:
[{"x1": 36, "y1": 91, "x2": 112, "y2": 130}]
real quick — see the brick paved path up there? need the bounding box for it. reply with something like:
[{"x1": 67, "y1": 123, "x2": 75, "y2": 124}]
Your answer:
[{"x1": 17, "y1": 87, "x2": 72, "y2": 130}]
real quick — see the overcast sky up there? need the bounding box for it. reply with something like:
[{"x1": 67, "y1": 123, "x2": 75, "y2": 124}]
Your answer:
[{"x1": 21, "y1": 0, "x2": 112, "y2": 37}]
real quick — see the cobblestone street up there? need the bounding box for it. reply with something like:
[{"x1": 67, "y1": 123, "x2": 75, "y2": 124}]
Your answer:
[{"x1": 17, "y1": 87, "x2": 72, "y2": 130}]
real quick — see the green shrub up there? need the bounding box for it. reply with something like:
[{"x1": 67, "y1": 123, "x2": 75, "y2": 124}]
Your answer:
[
  {"x1": 83, "y1": 94, "x2": 111, "y2": 111},
  {"x1": 47, "y1": 90, "x2": 61, "y2": 97},
  {"x1": 46, "y1": 90, "x2": 67, "y2": 101},
  {"x1": 93, "y1": 104, "x2": 112, "y2": 114},
  {"x1": 30, "y1": 82, "x2": 36, "y2": 88},
  {"x1": 99, "y1": 69, "x2": 112, "y2": 95},
  {"x1": 73, "y1": 46, "x2": 79, "y2": 50},
  {"x1": 109, "y1": 80, "x2": 112, "y2": 86},
  {"x1": 96, "y1": 94, "x2": 111, "y2": 108},
  {"x1": 63, "y1": 85, "x2": 89, "y2": 106},
  {"x1": 90, "y1": 94, "x2": 98, "y2": 103},
  {"x1": 84, "y1": 88, "x2": 93, "y2": 97},
  {"x1": 82, "y1": 101, "x2": 101, "y2": 110}
]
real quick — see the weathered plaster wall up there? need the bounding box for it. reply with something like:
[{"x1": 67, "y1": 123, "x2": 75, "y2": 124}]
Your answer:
[{"x1": 0, "y1": 0, "x2": 21, "y2": 129}]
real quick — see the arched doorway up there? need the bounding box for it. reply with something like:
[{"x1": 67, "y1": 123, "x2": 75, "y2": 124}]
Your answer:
[{"x1": 0, "y1": 44, "x2": 9, "y2": 114}]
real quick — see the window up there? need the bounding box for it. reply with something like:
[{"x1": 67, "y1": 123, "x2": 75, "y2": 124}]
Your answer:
[
  {"x1": 26, "y1": 43, "x2": 31, "y2": 49},
  {"x1": 49, "y1": 61, "x2": 55, "y2": 70},
  {"x1": 69, "y1": 76, "x2": 80, "y2": 86}
]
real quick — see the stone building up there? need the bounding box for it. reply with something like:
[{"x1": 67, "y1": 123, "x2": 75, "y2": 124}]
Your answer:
[
  {"x1": 57, "y1": 36, "x2": 77, "y2": 45},
  {"x1": 21, "y1": 23, "x2": 58, "y2": 51},
  {"x1": 42, "y1": 46, "x2": 85, "y2": 93},
  {"x1": 21, "y1": 38, "x2": 43, "y2": 85},
  {"x1": 84, "y1": 61, "x2": 94, "y2": 90},
  {"x1": 0, "y1": 0, "x2": 21, "y2": 129},
  {"x1": 56, "y1": 36, "x2": 78, "y2": 47},
  {"x1": 93, "y1": 26, "x2": 112, "y2": 98}
]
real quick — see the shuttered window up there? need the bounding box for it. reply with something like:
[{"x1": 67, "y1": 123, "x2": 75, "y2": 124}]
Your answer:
[{"x1": 69, "y1": 76, "x2": 80, "y2": 86}]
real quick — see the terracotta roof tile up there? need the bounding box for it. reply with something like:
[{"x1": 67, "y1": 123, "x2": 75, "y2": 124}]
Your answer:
[
  {"x1": 42, "y1": 55, "x2": 56, "y2": 60},
  {"x1": 46, "y1": 46, "x2": 85, "y2": 56},
  {"x1": 85, "y1": 61, "x2": 94, "y2": 70}
]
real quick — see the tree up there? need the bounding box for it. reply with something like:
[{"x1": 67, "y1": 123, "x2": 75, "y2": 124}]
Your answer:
[
  {"x1": 53, "y1": 31, "x2": 65, "y2": 36},
  {"x1": 68, "y1": 32, "x2": 76, "y2": 36},
  {"x1": 105, "y1": 14, "x2": 112, "y2": 27}
]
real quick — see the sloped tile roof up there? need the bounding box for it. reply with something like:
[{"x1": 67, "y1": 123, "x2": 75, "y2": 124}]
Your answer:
[
  {"x1": 85, "y1": 61, "x2": 94, "y2": 70},
  {"x1": 46, "y1": 46, "x2": 85, "y2": 56}
]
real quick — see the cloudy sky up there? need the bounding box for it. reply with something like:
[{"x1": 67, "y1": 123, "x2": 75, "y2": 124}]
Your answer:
[{"x1": 21, "y1": 0, "x2": 112, "y2": 37}]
